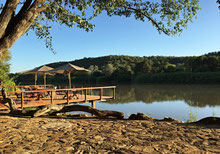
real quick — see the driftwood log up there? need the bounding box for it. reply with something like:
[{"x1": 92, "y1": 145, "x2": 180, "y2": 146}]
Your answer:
[
  {"x1": 1, "y1": 88, "x2": 124, "y2": 119},
  {"x1": 34, "y1": 104, "x2": 124, "y2": 119}
]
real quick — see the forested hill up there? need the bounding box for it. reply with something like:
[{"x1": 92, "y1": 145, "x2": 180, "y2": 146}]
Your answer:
[
  {"x1": 47, "y1": 55, "x2": 144, "y2": 69},
  {"x1": 15, "y1": 51, "x2": 220, "y2": 85},
  {"x1": 204, "y1": 51, "x2": 220, "y2": 57},
  {"x1": 47, "y1": 51, "x2": 220, "y2": 73}
]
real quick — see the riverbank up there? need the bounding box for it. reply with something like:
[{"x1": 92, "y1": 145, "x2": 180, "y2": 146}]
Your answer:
[
  {"x1": 15, "y1": 71, "x2": 220, "y2": 85},
  {"x1": 0, "y1": 114, "x2": 219, "y2": 153}
]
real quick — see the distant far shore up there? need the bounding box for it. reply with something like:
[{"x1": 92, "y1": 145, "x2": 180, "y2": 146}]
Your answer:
[
  {"x1": 11, "y1": 52, "x2": 220, "y2": 85},
  {"x1": 14, "y1": 71, "x2": 220, "y2": 85}
]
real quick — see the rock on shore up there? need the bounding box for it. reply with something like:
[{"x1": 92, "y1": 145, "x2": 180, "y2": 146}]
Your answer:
[{"x1": 0, "y1": 115, "x2": 219, "y2": 153}]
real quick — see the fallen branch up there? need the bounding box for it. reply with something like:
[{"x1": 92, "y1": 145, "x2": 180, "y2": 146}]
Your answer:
[{"x1": 34, "y1": 104, "x2": 124, "y2": 119}]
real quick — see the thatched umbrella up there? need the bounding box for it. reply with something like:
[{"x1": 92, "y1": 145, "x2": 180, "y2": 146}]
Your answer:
[
  {"x1": 20, "y1": 65, "x2": 53, "y2": 87},
  {"x1": 49, "y1": 63, "x2": 90, "y2": 88}
]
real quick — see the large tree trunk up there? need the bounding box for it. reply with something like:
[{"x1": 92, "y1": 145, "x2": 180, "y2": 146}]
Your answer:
[
  {"x1": 0, "y1": 0, "x2": 46, "y2": 58},
  {"x1": 0, "y1": 0, "x2": 20, "y2": 38}
]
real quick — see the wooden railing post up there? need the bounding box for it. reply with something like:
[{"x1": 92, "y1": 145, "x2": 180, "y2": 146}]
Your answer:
[
  {"x1": 113, "y1": 87, "x2": 115, "y2": 99},
  {"x1": 85, "y1": 89, "x2": 87, "y2": 102},
  {"x1": 81, "y1": 87, "x2": 83, "y2": 99},
  {"x1": 67, "y1": 90, "x2": 69, "y2": 104},
  {"x1": 50, "y1": 91, "x2": 53, "y2": 104},
  {"x1": 21, "y1": 92, "x2": 24, "y2": 109},
  {"x1": 100, "y1": 88, "x2": 103, "y2": 100}
]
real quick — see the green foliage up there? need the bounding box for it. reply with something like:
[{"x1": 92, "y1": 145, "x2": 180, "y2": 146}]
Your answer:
[
  {"x1": 191, "y1": 56, "x2": 220, "y2": 72},
  {"x1": 135, "y1": 59, "x2": 153, "y2": 74},
  {"x1": 186, "y1": 101, "x2": 198, "y2": 123},
  {"x1": 23, "y1": 107, "x2": 38, "y2": 111},
  {"x1": 88, "y1": 65, "x2": 99, "y2": 73},
  {"x1": 96, "y1": 76, "x2": 112, "y2": 84},
  {"x1": 187, "y1": 110, "x2": 197, "y2": 123},
  {"x1": 212, "y1": 111, "x2": 216, "y2": 118},
  {"x1": 0, "y1": 51, "x2": 15, "y2": 89},
  {"x1": 205, "y1": 51, "x2": 220, "y2": 57},
  {"x1": 217, "y1": 0, "x2": 220, "y2": 9},
  {"x1": 135, "y1": 72, "x2": 220, "y2": 84},
  {"x1": 103, "y1": 63, "x2": 115, "y2": 76},
  {"x1": 0, "y1": 0, "x2": 201, "y2": 52},
  {"x1": 14, "y1": 51, "x2": 220, "y2": 85}
]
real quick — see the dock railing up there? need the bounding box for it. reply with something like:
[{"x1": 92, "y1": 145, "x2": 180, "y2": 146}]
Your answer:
[{"x1": 0, "y1": 86, "x2": 116, "y2": 110}]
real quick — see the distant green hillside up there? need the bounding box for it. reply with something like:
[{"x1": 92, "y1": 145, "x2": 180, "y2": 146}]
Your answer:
[
  {"x1": 204, "y1": 51, "x2": 220, "y2": 57},
  {"x1": 47, "y1": 55, "x2": 144, "y2": 70},
  {"x1": 14, "y1": 51, "x2": 220, "y2": 85},
  {"x1": 46, "y1": 51, "x2": 220, "y2": 70}
]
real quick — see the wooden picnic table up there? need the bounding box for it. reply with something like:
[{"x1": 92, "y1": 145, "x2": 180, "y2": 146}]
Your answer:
[{"x1": 62, "y1": 90, "x2": 79, "y2": 100}]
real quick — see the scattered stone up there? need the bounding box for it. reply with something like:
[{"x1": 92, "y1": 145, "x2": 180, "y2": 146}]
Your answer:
[
  {"x1": 94, "y1": 135, "x2": 104, "y2": 140},
  {"x1": 128, "y1": 112, "x2": 153, "y2": 120},
  {"x1": 71, "y1": 140, "x2": 81, "y2": 145},
  {"x1": 40, "y1": 121, "x2": 72, "y2": 130},
  {"x1": 163, "y1": 117, "x2": 182, "y2": 123},
  {"x1": 63, "y1": 146, "x2": 75, "y2": 152}
]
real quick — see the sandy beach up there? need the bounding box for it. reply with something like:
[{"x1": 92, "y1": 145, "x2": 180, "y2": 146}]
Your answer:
[{"x1": 0, "y1": 113, "x2": 219, "y2": 153}]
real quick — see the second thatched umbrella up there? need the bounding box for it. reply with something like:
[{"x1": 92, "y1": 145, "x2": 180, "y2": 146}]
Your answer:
[
  {"x1": 49, "y1": 63, "x2": 90, "y2": 88},
  {"x1": 20, "y1": 65, "x2": 54, "y2": 87}
]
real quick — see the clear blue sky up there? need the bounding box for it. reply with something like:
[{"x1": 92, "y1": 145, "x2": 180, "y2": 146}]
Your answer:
[{"x1": 10, "y1": 1, "x2": 220, "y2": 73}]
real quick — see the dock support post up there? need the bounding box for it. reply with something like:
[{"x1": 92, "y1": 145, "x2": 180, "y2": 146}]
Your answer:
[
  {"x1": 113, "y1": 87, "x2": 115, "y2": 99},
  {"x1": 91, "y1": 100, "x2": 96, "y2": 108},
  {"x1": 21, "y1": 92, "x2": 24, "y2": 109},
  {"x1": 91, "y1": 101, "x2": 96, "y2": 116},
  {"x1": 100, "y1": 88, "x2": 103, "y2": 100}
]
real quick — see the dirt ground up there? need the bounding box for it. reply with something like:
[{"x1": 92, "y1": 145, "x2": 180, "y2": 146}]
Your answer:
[{"x1": 0, "y1": 114, "x2": 219, "y2": 154}]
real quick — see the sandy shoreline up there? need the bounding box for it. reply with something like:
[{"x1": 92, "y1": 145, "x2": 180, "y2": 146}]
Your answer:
[{"x1": 0, "y1": 113, "x2": 219, "y2": 153}]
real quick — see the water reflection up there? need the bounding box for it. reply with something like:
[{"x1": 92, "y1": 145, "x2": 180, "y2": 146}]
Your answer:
[
  {"x1": 70, "y1": 84, "x2": 220, "y2": 121},
  {"x1": 107, "y1": 84, "x2": 220, "y2": 107}
]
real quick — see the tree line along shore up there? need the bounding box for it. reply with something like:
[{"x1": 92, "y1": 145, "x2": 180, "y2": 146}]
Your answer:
[{"x1": 13, "y1": 51, "x2": 220, "y2": 85}]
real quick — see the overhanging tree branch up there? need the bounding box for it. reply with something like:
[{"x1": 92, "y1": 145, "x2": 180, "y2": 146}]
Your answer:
[
  {"x1": 126, "y1": 6, "x2": 169, "y2": 35},
  {"x1": 15, "y1": 0, "x2": 33, "y2": 20},
  {"x1": 0, "y1": 0, "x2": 200, "y2": 58},
  {"x1": 0, "y1": 0, "x2": 20, "y2": 38}
]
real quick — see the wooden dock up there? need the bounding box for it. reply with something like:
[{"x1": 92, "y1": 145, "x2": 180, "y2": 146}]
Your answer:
[{"x1": 0, "y1": 86, "x2": 116, "y2": 110}]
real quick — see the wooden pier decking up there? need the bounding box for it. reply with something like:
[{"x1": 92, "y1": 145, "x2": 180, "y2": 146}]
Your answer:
[{"x1": 0, "y1": 86, "x2": 116, "y2": 110}]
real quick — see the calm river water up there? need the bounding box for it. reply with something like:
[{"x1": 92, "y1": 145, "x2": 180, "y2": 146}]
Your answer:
[{"x1": 91, "y1": 84, "x2": 220, "y2": 122}]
